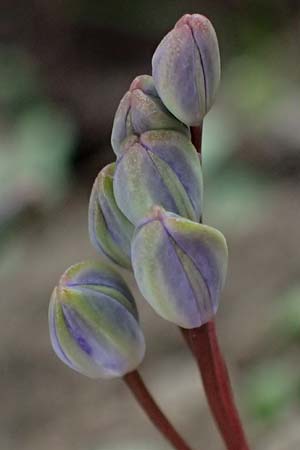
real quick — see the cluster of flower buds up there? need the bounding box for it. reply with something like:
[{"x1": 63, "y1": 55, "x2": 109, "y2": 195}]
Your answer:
[{"x1": 49, "y1": 13, "x2": 227, "y2": 378}]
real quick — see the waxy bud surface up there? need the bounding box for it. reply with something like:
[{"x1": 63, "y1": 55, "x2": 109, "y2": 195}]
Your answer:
[
  {"x1": 132, "y1": 207, "x2": 228, "y2": 329},
  {"x1": 152, "y1": 14, "x2": 220, "y2": 126},
  {"x1": 113, "y1": 130, "x2": 203, "y2": 225},
  {"x1": 49, "y1": 261, "x2": 145, "y2": 378},
  {"x1": 89, "y1": 163, "x2": 134, "y2": 269},
  {"x1": 111, "y1": 75, "x2": 189, "y2": 157}
]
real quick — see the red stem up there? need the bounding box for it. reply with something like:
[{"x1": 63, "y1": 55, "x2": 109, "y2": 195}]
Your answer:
[
  {"x1": 181, "y1": 324, "x2": 250, "y2": 450},
  {"x1": 186, "y1": 126, "x2": 250, "y2": 449},
  {"x1": 191, "y1": 124, "x2": 203, "y2": 161},
  {"x1": 124, "y1": 370, "x2": 194, "y2": 450}
]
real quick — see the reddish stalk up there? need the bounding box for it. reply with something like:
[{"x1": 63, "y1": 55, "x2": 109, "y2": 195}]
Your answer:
[
  {"x1": 184, "y1": 125, "x2": 250, "y2": 449},
  {"x1": 124, "y1": 370, "x2": 194, "y2": 450},
  {"x1": 181, "y1": 324, "x2": 250, "y2": 450},
  {"x1": 191, "y1": 124, "x2": 203, "y2": 161}
]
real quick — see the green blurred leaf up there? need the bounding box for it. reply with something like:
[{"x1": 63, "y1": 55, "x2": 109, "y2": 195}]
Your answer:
[
  {"x1": 223, "y1": 53, "x2": 288, "y2": 118},
  {"x1": 14, "y1": 103, "x2": 76, "y2": 204},
  {"x1": 274, "y1": 285, "x2": 300, "y2": 341},
  {"x1": 243, "y1": 362, "x2": 296, "y2": 423},
  {"x1": 202, "y1": 107, "x2": 237, "y2": 176},
  {"x1": 205, "y1": 165, "x2": 272, "y2": 231},
  {"x1": 0, "y1": 103, "x2": 77, "y2": 219}
]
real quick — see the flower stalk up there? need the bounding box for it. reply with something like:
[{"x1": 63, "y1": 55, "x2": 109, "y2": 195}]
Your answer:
[
  {"x1": 181, "y1": 324, "x2": 250, "y2": 450},
  {"x1": 181, "y1": 126, "x2": 251, "y2": 450},
  {"x1": 124, "y1": 370, "x2": 194, "y2": 450},
  {"x1": 190, "y1": 125, "x2": 203, "y2": 161}
]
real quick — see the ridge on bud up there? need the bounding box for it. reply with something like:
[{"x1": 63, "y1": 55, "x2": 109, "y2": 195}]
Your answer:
[
  {"x1": 152, "y1": 14, "x2": 220, "y2": 126},
  {"x1": 49, "y1": 261, "x2": 145, "y2": 378},
  {"x1": 113, "y1": 130, "x2": 203, "y2": 226},
  {"x1": 111, "y1": 75, "x2": 189, "y2": 157},
  {"x1": 88, "y1": 163, "x2": 134, "y2": 269},
  {"x1": 132, "y1": 207, "x2": 228, "y2": 329}
]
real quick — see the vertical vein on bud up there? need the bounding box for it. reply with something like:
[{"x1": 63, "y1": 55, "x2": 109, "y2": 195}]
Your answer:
[
  {"x1": 190, "y1": 27, "x2": 207, "y2": 112},
  {"x1": 162, "y1": 222, "x2": 208, "y2": 321}
]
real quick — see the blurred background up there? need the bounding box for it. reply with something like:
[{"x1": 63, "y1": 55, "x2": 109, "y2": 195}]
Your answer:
[{"x1": 1, "y1": 1, "x2": 300, "y2": 449}]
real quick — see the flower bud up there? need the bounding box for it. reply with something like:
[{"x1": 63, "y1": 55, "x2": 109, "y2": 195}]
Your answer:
[
  {"x1": 152, "y1": 14, "x2": 220, "y2": 126},
  {"x1": 132, "y1": 207, "x2": 228, "y2": 329},
  {"x1": 49, "y1": 261, "x2": 145, "y2": 378},
  {"x1": 113, "y1": 130, "x2": 203, "y2": 225},
  {"x1": 88, "y1": 163, "x2": 134, "y2": 269},
  {"x1": 111, "y1": 75, "x2": 189, "y2": 157}
]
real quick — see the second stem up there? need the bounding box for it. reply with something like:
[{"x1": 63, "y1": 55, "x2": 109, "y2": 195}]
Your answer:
[
  {"x1": 181, "y1": 323, "x2": 250, "y2": 450},
  {"x1": 188, "y1": 125, "x2": 250, "y2": 450}
]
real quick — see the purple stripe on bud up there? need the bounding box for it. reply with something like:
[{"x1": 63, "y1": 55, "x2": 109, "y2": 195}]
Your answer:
[{"x1": 132, "y1": 207, "x2": 228, "y2": 329}]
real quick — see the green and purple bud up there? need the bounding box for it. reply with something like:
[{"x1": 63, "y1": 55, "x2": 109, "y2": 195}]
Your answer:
[
  {"x1": 152, "y1": 14, "x2": 220, "y2": 126},
  {"x1": 49, "y1": 261, "x2": 145, "y2": 378},
  {"x1": 89, "y1": 163, "x2": 134, "y2": 269},
  {"x1": 88, "y1": 163, "x2": 134, "y2": 269},
  {"x1": 132, "y1": 207, "x2": 228, "y2": 329},
  {"x1": 111, "y1": 75, "x2": 189, "y2": 157},
  {"x1": 113, "y1": 130, "x2": 203, "y2": 225}
]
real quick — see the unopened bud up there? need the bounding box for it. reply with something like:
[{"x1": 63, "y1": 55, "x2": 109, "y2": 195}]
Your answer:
[
  {"x1": 132, "y1": 207, "x2": 228, "y2": 329},
  {"x1": 111, "y1": 75, "x2": 189, "y2": 156},
  {"x1": 88, "y1": 163, "x2": 134, "y2": 269},
  {"x1": 152, "y1": 14, "x2": 220, "y2": 125},
  {"x1": 49, "y1": 261, "x2": 145, "y2": 378},
  {"x1": 113, "y1": 130, "x2": 203, "y2": 225}
]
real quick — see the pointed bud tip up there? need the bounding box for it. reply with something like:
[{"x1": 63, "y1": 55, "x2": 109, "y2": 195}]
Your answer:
[
  {"x1": 175, "y1": 13, "x2": 211, "y2": 30},
  {"x1": 148, "y1": 205, "x2": 165, "y2": 221},
  {"x1": 129, "y1": 74, "x2": 153, "y2": 92}
]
